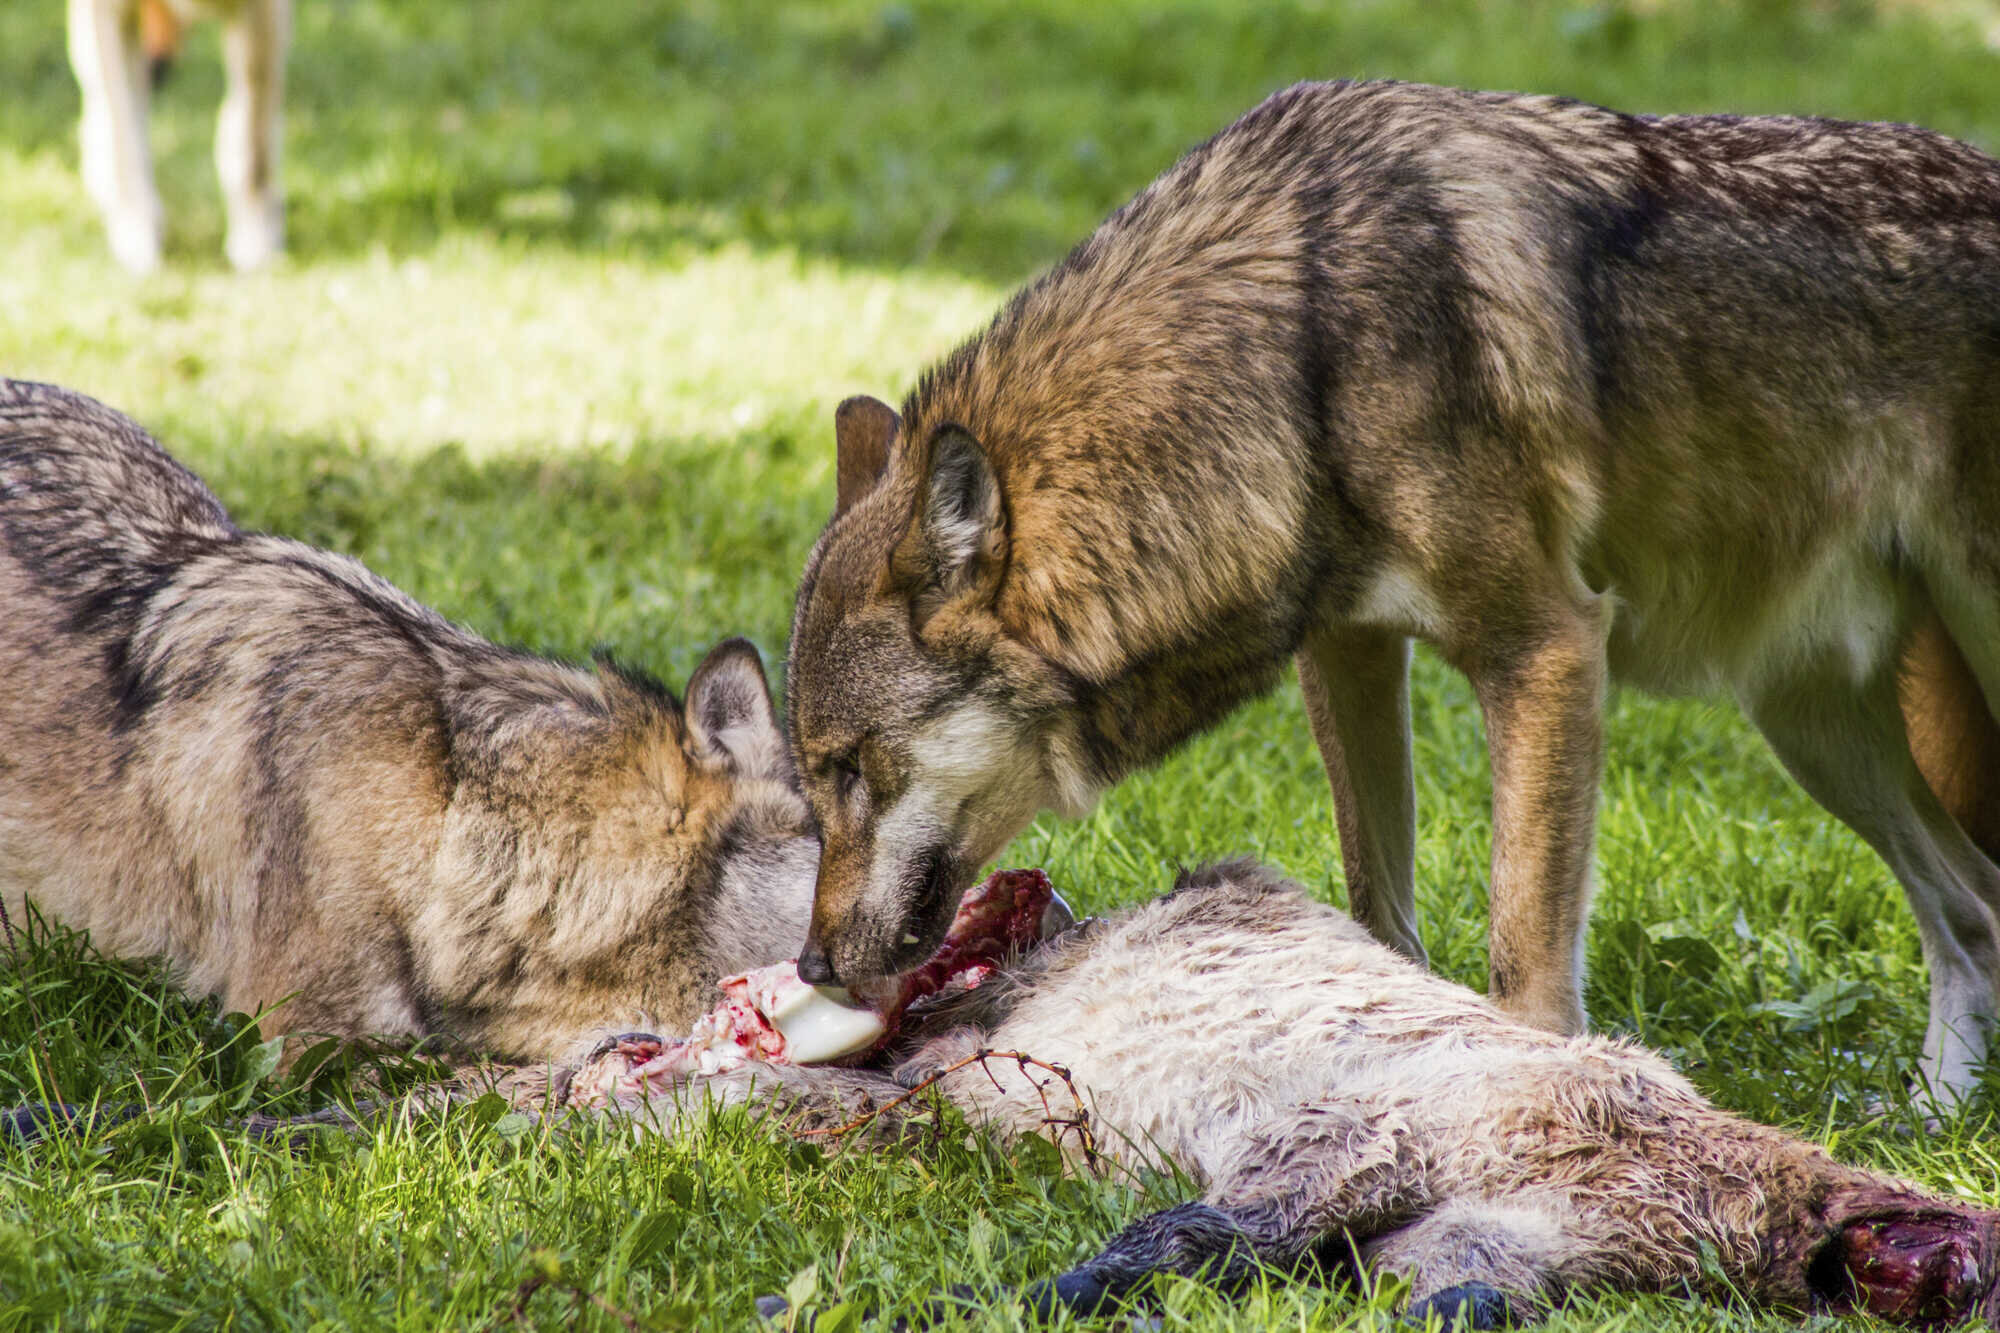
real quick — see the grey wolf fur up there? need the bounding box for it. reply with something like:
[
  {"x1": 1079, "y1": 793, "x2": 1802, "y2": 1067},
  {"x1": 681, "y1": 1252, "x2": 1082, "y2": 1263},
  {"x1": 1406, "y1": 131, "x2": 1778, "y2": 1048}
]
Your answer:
[
  {"x1": 0, "y1": 379, "x2": 817, "y2": 1058},
  {"x1": 69, "y1": 0, "x2": 288, "y2": 272},
  {"x1": 627, "y1": 862, "x2": 2000, "y2": 1328},
  {"x1": 785, "y1": 79, "x2": 2000, "y2": 1103}
]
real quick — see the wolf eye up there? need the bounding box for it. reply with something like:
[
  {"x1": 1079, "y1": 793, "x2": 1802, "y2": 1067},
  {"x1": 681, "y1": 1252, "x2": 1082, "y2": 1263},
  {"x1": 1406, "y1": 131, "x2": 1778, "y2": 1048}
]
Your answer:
[{"x1": 832, "y1": 754, "x2": 864, "y2": 802}]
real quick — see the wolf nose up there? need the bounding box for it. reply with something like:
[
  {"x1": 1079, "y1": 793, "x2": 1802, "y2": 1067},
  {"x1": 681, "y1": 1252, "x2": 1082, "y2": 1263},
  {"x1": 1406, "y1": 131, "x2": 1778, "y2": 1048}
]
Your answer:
[{"x1": 796, "y1": 942, "x2": 836, "y2": 985}]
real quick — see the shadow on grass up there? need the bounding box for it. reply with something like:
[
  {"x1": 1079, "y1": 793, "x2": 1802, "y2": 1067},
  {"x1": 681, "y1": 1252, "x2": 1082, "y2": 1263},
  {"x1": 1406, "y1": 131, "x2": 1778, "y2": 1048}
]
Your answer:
[{"x1": 4, "y1": 0, "x2": 1997, "y2": 283}]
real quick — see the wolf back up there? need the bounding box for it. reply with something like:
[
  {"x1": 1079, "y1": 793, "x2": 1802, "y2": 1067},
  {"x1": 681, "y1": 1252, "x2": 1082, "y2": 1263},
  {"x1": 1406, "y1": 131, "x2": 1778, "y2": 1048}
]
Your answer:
[{"x1": 0, "y1": 380, "x2": 817, "y2": 1059}]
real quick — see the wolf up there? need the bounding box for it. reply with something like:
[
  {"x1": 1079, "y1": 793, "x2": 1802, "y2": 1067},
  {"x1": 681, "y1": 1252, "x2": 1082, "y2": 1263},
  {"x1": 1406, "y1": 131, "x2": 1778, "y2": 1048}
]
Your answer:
[
  {"x1": 590, "y1": 861, "x2": 2000, "y2": 1330},
  {"x1": 68, "y1": 0, "x2": 288, "y2": 272},
  {"x1": 784, "y1": 79, "x2": 2000, "y2": 1104},
  {"x1": 0, "y1": 379, "x2": 817, "y2": 1059}
]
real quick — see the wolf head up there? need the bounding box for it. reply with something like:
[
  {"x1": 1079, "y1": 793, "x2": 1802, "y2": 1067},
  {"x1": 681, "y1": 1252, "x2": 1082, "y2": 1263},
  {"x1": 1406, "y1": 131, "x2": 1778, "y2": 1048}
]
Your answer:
[
  {"x1": 423, "y1": 638, "x2": 823, "y2": 1056},
  {"x1": 785, "y1": 396, "x2": 1099, "y2": 985}
]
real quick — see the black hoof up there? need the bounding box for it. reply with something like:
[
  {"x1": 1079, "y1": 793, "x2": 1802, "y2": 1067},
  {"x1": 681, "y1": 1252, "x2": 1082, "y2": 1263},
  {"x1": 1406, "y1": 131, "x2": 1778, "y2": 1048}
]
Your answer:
[
  {"x1": 1402, "y1": 1282, "x2": 1517, "y2": 1329},
  {"x1": 1021, "y1": 1269, "x2": 1117, "y2": 1319},
  {"x1": 2, "y1": 1102, "x2": 142, "y2": 1144},
  {"x1": 3, "y1": 1103, "x2": 77, "y2": 1144},
  {"x1": 586, "y1": 1032, "x2": 667, "y2": 1062}
]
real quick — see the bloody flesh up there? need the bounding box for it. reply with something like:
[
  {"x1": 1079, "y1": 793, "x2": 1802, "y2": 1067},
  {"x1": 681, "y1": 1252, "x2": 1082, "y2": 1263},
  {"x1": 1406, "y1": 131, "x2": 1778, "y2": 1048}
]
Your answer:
[
  {"x1": 566, "y1": 869, "x2": 1059, "y2": 1109},
  {"x1": 852, "y1": 867, "x2": 1059, "y2": 1022},
  {"x1": 1837, "y1": 1211, "x2": 1997, "y2": 1327}
]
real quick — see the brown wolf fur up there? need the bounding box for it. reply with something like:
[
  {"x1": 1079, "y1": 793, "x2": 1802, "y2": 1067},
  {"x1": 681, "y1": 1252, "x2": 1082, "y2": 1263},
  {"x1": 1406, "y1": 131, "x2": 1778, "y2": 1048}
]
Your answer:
[
  {"x1": 590, "y1": 861, "x2": 2000, "y2": 1328},
  {"x1": 785, "y1": 79, "x2": 2000, "y2": 1103},
  {"x1": 0, "y1": 380, "x2": 817, "y2": 1059}
]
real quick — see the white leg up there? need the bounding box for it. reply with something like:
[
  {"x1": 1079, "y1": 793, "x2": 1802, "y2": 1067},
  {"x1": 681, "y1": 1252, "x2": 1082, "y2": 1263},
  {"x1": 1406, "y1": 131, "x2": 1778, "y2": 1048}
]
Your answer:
[
  {"x1": 1363, "y1": 1198, "x2": 1578, "y2": 1317},
  {"x1": 217, "y1": 0, "x2": 288, "y2": 270},
  {"x1": 1745, "y1": 663, "x2": 2000, "y2": 1108},
  {"x1": 69, "y1": 0, "x2": 162, "y2": 273}
]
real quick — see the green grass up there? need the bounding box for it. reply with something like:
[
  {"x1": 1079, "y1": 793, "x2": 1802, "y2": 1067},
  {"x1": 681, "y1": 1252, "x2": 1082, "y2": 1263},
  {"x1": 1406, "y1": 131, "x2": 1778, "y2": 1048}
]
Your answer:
[{"x1": 4, "y1": 0, "x2": 2000, "y2": 1328}]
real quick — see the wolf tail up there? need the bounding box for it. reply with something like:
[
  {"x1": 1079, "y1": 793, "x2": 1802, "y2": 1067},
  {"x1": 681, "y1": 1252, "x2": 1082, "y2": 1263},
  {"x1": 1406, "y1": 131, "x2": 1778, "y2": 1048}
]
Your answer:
[{"x1": 1900, "y1": 611, "x2": 2000, "y2": 866}]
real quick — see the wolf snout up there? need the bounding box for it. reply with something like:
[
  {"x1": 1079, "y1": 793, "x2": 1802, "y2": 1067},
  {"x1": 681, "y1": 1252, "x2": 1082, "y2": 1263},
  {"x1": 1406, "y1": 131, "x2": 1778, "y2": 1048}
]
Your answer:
[{"x1": 795, "y1": 939, "x2": 837, "y2": 985}]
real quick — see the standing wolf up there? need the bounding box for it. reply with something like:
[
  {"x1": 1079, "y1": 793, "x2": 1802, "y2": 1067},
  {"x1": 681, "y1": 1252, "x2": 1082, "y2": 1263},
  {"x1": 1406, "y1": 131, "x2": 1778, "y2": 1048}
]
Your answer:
[
  {"x1": 785, "y1": 81, "x2": 2000, "y2": 1102},
  {"x1": 0, "y1": 380, "x2": 817, "y2": 1058}
]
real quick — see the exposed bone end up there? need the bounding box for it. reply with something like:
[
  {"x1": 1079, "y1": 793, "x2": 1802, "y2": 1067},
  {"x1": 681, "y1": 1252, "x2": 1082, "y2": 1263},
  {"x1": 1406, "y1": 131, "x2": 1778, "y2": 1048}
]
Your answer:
[
  {"x1": 762, "y1": 982, "x2": 888, "y2": 1064},
  {"x1": 557, "y1": 870, "x2": 1065, "y2": 1109}
]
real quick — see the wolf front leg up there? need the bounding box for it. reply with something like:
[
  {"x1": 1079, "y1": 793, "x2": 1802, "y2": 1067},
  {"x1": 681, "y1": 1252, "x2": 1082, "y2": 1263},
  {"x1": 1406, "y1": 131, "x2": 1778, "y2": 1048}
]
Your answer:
[
  {"x1": 1298, "y1": 625, "x2": 1424, "y2": 966},
  {"x1": 69, "y1": 0, "x2": 163, "y2": 273},
  {"x1": 216, "y1": 0, "x2": 288, "y2": 270},
  {"x1": 1461, "y1": 595, "x2": 1610, "y2": 1037}
]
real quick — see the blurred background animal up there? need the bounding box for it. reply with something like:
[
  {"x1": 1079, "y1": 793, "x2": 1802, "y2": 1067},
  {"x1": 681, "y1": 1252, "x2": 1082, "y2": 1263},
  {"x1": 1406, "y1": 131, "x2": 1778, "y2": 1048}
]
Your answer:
[
  {"x1": 67, "y1": 0, "x2": 288, "y2": 272},
  {"x1": 0, "y1": 379, "x2": 817, "y2": 1060}
]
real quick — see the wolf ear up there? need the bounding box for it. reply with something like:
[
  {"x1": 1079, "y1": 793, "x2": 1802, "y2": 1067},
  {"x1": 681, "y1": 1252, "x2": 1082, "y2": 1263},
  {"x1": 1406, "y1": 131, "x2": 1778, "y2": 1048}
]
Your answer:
[
  {"x1": 685, "y1": 638, "x2": 789, "y2": 781},
  {"x1": 892, "y1": 423, "x2": 1007, "y2": 607},
  {"x1": 834, "y1": 395, "x2": 900, "y2": 519}
]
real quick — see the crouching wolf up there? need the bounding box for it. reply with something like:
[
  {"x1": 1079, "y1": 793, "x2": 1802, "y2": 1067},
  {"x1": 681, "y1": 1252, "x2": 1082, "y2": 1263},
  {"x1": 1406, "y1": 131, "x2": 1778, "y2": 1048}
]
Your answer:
[
  {"x1": 69, "y1": 0, "x2": 288, "y2": 272},
  {"x1": 0, "y1": 380, "x2": 818, "y2": 1059},
  {"x1": 785, "y1": 80, "x2": 2000, "y2": 1102},
  {"x1": 598, "y1": 863, "x2": 2000, "y2": 1329}
]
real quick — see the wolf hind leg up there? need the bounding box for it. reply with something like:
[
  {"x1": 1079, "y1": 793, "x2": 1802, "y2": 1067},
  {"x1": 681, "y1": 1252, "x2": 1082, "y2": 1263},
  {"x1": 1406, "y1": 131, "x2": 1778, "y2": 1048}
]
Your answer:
[
  {"x1": 1745, "y1": 657, "x2": 2000, "y2": 1108},
  {"x1": 1904, "y1": 597, "x2": 2000, "y2": 865}
]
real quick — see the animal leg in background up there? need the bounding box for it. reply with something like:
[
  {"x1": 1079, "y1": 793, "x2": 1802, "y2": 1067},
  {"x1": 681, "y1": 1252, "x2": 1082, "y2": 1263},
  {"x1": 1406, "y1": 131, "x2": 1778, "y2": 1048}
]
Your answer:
[
  {"x1": 69, "y1": 0, "x2": 163, "y2": 273},
  {"x1": 1902, "y1": 612, "x2": 2000, "y2": 865},
  {"x1": 1905, "y1": 539, "x2": 2000, "y2": 864},
  {"x1": 215, "y1": 0, "x2": 287, "y2": 270},
  {"x1": 1298, "y1": 625, "x2": 1424, "y2": 966},
  {"x1": 1744, "y1": 658, "x2": 2000, "y2": 1106}
]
